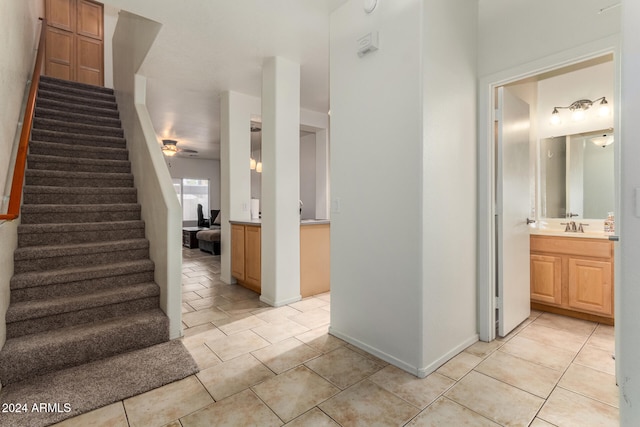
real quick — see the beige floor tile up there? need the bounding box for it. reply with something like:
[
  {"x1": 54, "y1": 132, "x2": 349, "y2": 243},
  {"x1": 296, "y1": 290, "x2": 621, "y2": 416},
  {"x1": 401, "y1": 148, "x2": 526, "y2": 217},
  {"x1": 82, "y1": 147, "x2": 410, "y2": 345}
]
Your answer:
[
  {"x1": 218, "y1": 298, "x2": 268, "y2": 316},
  {"x1": 182, "y1": 302, "x2": 195, "y2": 313},
  {"x1": 182, "y1": 307, "x2": 230, "y2": 328},
  {"x1": 205, "y1": 329, "x2": 271, "y2": 361},
  {"x1": 464, "y1": 339, "x2": 504, "y2": 359},
  {"x1": 314, "y1": 292, "x2": 331, "y2": 303},
  {"x1": 534, "y1": 312, "x2": 597, "y2": 336},
  {"x1": 343, "y1": 344, "x2": 390, "y2": 366},
  {"x1": 252, "y1": 319, "x2": 310, "y2": 343},
  {"x1": 215, "y1": 314, "x2": 269, "y2": 335},
  {"x1": 181, "y1": 326, "x2": 226, "y2": 349},
  {"x1": 436, "y1": 351, "x2": 483, "y2": 381},
  {"x1": 253, "y1": 305, "x2": 303, "y2": 324},
  {"x1": 124, "y1": 376, "x2": 213, "y2": 427},
  {"x1": 575, "y1": 344, "x2": 616, "y2": 375},
  {"x1": 444, "y1": 371, "x2": 543, "y2": 426},
  {"x1": 475, "y1": 350, "x2": 562, "y2": 398},
  {"x1": 252, "y1": 365, "x2": 340, "y2": 423},
  {"x1": 529, "y1": 417, "x2": 556, "y2": 426},
  {"x1": 289, "y1": 307, "x2": 330, "y2": 329},
  {"x1": 319, "y1": 379, "x2": 420, "y2": 426},
  {"x1": 499, "y1": 335, "x2": 576, "y2": 371},
  {"x1": 587, "y1": 324, "x2": 615, "y2": 353},
  {"x1": 182, "y1": 291, "x2": 202, "y2": 302},
  {"x1": 162, "y1": 421, "x2": 182, "y2": 427},
  {"x1": 495, "y1": 317, "x2": 534, "y2": 342},
  {"x1": 538, "y1": 387, "x2": 619, "y2": 426},
  {"x1": 289, "y1": 297, "x2": 329, "y2": 312},
  {"x1": 52, "y1": 402, "x2": 128, "y2": 427},
  {"x1": 517, "y1": 323, "x2": 588, "y2": 353},
  {"x1": 182, "y1": 322, "x2": 218, "y2": 338},
  {"x1": 196, "y1": 353, "x2": 275, "y2": 401},
  {"x1": 184, "y1": 270, "x2": 212, "y2": 279},
  {"x1": 305, "y1": 346, "x2": 384, "y2": 389},
  {"x1": 252, "y1": 338, "x2": 321, "y2": 374},
  {"x1": 187, "y1": 296, "x2": 224, "y2": 311},
  {"x1": 180, "y1": 389, "x2": 282, "y2": 427},
  {"x1": 185, "y1": 343, "x2": 222, "y2": 370},
  {"x1": 406, "y1": 397, "x2": 500, "y2": 427},
  {"x1": 369, "y1": 365, "x2": 455, "y2": 409},
  {"x1": 284, "y1": 407, "x2": 340, "y2": 426},
  {"x1": 218, "y1": 286, "x2": 261, "y2": 302},
  {"x1": 182, "y1": 277, "x2": 209, "y2": 286},
  {"x1": 295, "y1": 326, "x2": 346, "y2": 353},
  {"x1": 559, "y1": 363, "x2": 619, "y2": 407}
]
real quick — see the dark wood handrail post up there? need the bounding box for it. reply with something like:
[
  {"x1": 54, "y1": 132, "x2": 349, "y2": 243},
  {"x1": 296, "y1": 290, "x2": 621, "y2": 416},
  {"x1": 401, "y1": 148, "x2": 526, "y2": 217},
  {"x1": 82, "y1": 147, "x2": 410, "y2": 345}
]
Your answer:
[{"x1": 0, "y1": 18, "x2": 47, "y2": 221}]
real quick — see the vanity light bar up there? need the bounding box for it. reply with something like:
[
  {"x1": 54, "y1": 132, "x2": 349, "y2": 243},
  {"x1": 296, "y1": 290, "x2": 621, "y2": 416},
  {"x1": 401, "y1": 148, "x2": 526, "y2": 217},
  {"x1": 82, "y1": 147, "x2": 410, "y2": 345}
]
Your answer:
[{"x1": 550, "y1": 97, "x2": 610, "y2": 125}]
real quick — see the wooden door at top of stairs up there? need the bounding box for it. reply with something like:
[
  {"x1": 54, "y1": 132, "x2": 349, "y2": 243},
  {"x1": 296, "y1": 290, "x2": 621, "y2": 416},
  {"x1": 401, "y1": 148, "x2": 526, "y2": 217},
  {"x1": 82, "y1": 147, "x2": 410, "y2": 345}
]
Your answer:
[{"x1": 45, "y1": 0, "x2": 104, "y2": 86}]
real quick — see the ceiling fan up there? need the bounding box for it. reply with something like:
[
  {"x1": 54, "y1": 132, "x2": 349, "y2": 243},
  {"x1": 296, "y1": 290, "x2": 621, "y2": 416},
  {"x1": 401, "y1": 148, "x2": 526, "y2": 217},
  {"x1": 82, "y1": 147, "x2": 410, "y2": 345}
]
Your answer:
[{"x1": 161, "y1": 139, "x2": 198, "y2": 157}]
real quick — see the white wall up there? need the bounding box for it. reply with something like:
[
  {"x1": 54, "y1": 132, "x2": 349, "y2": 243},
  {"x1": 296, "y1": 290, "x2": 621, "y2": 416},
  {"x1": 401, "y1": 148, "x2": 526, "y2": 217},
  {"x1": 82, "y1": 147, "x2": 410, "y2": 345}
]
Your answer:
[
  {"x1": 420, "y1": 0, "x2": 478, "y2": 373},
  {"x1": 112, "y1": 11, "x2": 183, "y2": 339},
  {"x1": 103, "y1": 4, "x2": 119, "y2": 89},
  {"x1": 619, "y1": 0, "x2": 640, "y2": 423},
  {"x1": 330, "y1": 0, "x2": 424, "y2": 372},
  {"x1": 166, "y1": 156, "x2": 221, "y2": 225},
  {"x1": 0, "y1": 0, "x2": 44, "y2": 358},
  {"x1": 330, "y1": 0, "x2": 477, "y2": 376}
]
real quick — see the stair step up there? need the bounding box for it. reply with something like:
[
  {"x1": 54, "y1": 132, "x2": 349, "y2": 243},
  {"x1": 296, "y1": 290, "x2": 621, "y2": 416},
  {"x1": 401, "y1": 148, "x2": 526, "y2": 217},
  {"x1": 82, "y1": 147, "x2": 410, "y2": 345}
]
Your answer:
[
  {"x1": 29, "y1": 140, "x2": 128, "y2": 161},
  {"x1": 18, "y1": 220, "x2": 145, "y2": 247},
  {"x1": 0, "y1": 309, "x2": 169, "y2": 385},
  {"x1": 27, "y1": 154, "x2": 131, "y2": 174},
  {"x1": 36, "y1": 96, "x2": 120, "y2": 119},
  {"x1": 40, "y1": 75, "x2": 115, "y2": 95},
  {"x1": 25, "y1": 169, "x2": 134, "y2": 188},
  {"x1": 38, "y1": 80, "x2": 116, "y2": 103},
  {"x1": 10, "y1": 259, "x2": 155, "y2": 302},
  {"x1": 6, "y1": 282, "x2": 160, "y2": 338},
  {"x1": 35, "y1": 106, "x2": 122, "y2": 128},
  {"x1": 30, "y1": 128, "x2": 126, "y2": 149},
  {"x1": 23, "y1": 185, "x2": 137, "y2": 205},
  {"x1": 33, "y1": 117, "x2": 124, "y2": 138},
  {"x1": 20, "y1": 203, "x2": 141, "y2": 224},
  {"x1": 36, "y1": 89, "x2": 118, "y2": 111},
  {"x1": 14, "y1": 239, "x2": 149, "y2": 273}
]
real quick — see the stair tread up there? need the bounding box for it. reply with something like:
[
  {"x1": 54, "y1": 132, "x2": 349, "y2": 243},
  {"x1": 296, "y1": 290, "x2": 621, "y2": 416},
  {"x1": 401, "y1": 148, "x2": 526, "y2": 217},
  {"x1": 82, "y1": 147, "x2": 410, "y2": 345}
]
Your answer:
[
  {"x1": 6, "y1": 282, "x2": 159, "y2": 323},
  {"x1": 30, "y1": 139, "x2": 127, "y2": 154},
  {"x1": 10, "y1": 259, "x2": 155, "y2": 289},
  {"x1": 35, "y1": 107, "x2": 121, "y2": 127},
  {"x1": 14, "y1": 238, "x2": 149, "y2": 260},
  {"x1": 36, "y1": 89, "x2": 118, "y2": 110},
  {"x1": 26, "y1": 153, "x2": 130, "y2": 166},
  {"x1": 31, "y1": 128, "x2": 126, "y2": 144},
  {"x1": 36, "y1": 96, "x2": 120, "y2": 118},
  {"x1": 24, "y1": 185, "x2": 136, "y2": 194},
  {"x1": 18, "y1": 220, "x2": 144, "y2": 232},
  {"x1": 26, "y1": 169, "x2": 133, "y2": 178},
  {"x1": 40, "y1": 75, "x2": 115, "y2": 95},
  {"x1": 33, "y1": 116, "x2": 124, "y2": 135},
  {"x1": 20, "y1": 203, "x2": 140, "y2": 213}
]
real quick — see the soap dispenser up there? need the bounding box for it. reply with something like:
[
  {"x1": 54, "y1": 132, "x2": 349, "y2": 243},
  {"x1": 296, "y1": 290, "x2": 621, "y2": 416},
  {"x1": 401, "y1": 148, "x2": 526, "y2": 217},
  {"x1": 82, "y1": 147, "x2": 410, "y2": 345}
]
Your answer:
[{"x1": 604, "y1": 212, "x2": 615, "y2": 233}]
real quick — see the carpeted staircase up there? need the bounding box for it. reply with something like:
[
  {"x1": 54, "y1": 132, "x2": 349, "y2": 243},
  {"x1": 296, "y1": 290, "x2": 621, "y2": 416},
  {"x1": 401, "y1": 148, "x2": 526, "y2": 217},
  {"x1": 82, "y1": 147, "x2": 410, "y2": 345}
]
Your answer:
[{"x1": 0, "y1": 76, "x2": 197, "y2": 426}]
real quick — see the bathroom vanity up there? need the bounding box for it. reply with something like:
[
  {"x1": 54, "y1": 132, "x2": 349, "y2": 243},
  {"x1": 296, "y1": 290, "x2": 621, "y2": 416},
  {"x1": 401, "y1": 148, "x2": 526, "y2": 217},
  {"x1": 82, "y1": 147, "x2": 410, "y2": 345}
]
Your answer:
[
  {"x1": 530, "y1": 231, "x2": 614, "y2": 325},
  {"x1": 229, "y1": 219, "x2": 330, "y2": 297}
]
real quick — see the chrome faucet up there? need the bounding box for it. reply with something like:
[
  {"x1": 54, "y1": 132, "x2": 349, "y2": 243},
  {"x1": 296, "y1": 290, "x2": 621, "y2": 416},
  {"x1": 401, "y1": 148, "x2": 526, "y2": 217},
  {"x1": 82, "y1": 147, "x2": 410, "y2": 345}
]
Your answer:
[{"x1": 561, "y1": 221, "x2": 589, "y2": 233}]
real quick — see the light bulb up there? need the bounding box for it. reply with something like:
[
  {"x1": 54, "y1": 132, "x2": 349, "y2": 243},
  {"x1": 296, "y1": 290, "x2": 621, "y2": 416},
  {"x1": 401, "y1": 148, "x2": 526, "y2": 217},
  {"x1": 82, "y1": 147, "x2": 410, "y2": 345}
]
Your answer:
[
  {"x1": 571, "y1": 108, "x2": 585, "y2": 121},
  {"x1": 256, "y1": 162, "x2": 262, "y2": 173},
  {"x1": 598, "y1": 99, "x2": 611, "y2": 117},
  {"x1": 550, "y1": 108, "x2": 561, "y2": 125},
  {"x1": 250, "y1": 158, "x2": 256, "y2": 170}
]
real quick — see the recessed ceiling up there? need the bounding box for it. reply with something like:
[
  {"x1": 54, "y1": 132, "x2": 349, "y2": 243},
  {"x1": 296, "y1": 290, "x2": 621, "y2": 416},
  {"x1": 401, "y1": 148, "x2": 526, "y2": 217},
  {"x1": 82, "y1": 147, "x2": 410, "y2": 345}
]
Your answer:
[{"x1": 104, "y1": 0, "x2": 348, "y2": 159}]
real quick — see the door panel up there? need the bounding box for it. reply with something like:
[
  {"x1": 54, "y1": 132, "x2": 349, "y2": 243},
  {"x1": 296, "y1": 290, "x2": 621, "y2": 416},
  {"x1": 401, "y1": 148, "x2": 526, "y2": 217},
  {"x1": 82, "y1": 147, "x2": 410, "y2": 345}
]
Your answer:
[
  {"x1": 568, "y1": 258, "x2": 612, "y2": 315},
  {"x1": 231, "y1": 225, "x2": 245, "y2": 280},
  {"x1": 45, "y1": 28, "x2": 74, "y2": 80},
  {"x1": 530, "y1": 254, "x2": 562, "y2": 305},
  {"x1": 46, "y1": 0, "x2": 74, "y2": 32},
  {"x1": 497, "y1": 86, "x2": 531, "y2": 337},
  {"x1": 76, "y1": 36, "x2": 103, "y2": 85},
  {"x1": 76, "y1": 0, "x2": 102, "y2": 39},
  {"x1": 245, "y1": 226, "x2": 262, "y2": 288}
]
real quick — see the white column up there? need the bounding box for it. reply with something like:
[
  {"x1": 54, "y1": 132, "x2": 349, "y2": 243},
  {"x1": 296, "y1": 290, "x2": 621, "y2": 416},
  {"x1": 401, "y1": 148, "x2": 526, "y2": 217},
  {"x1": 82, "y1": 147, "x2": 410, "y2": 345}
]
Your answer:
[
  {"x1": 220, "y1": 91, "x2": 257, "y2": 283},
  {"x1": 260, "y1": 56, "x2": 302, "y2": 306}
]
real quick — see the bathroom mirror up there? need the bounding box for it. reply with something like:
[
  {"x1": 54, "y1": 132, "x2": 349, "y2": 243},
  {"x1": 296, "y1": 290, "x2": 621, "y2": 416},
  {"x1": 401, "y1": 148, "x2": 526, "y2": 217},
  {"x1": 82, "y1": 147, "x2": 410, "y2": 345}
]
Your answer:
[{"x1": 539, "y1": 129, "x2": 614, "y2": 219}]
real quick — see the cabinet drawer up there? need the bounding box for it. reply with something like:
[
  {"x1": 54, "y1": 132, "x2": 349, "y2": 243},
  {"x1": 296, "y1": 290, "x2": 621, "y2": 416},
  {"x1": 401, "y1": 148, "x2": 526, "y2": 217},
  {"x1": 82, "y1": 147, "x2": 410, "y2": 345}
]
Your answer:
[{"x1": 531, "y1": 235, "x2": 612, "y2": 259}]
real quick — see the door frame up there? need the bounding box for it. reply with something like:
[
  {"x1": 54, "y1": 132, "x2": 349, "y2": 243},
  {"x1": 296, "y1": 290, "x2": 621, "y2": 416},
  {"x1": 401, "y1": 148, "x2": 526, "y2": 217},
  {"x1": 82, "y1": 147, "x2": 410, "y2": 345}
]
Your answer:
[{"x1": 477, "y1": 35, "x2": 621, "y2": 343}]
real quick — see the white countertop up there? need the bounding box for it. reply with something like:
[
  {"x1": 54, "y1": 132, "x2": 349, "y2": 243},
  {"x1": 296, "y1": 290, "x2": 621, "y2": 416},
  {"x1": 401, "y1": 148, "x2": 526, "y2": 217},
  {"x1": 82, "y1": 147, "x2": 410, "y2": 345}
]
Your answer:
[{"x1": 529, "y1": 228, "x2": 614, "y2": 240}]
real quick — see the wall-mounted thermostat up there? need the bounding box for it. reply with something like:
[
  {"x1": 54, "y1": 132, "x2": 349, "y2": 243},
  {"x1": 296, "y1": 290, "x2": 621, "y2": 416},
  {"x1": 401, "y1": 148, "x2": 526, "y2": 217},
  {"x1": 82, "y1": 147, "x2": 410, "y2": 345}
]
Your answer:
[{"x1": 357, "y1": 31, "x2": 379, "y2": 57}]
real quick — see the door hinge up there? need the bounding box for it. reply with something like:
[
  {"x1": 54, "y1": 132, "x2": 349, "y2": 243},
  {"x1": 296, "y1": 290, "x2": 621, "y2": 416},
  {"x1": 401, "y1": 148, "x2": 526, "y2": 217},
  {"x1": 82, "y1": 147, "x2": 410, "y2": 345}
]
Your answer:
[{"x1": 495, "y1": 296, "x2": 502, "y2": 309}]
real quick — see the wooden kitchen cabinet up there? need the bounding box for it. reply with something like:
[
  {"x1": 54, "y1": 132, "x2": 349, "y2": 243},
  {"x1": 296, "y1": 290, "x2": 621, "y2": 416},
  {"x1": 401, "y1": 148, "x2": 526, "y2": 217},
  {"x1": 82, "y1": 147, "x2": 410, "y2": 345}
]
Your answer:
[
  {"x1": 530, "y1": 235, "x2": 614, "y2": 324},
  {"x1": 231, "y1": 223, "x2": 261, "y2": 293}
]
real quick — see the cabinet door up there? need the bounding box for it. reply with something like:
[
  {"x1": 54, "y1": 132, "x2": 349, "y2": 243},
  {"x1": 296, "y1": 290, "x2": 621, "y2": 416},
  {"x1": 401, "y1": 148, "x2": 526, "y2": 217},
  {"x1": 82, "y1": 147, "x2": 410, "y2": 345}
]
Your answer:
[
  {"x1": 244, "y1": 226, "x2": 261, "y2": 290},
  {"x1": 231, "y1": 225, "x2": 245, "y2": 280},
  {"x1": 530, "y1": 254, "x2": 562, "y2": 305},
  {"x1": 568, "y1": 258, "x2": 612, "y2": 316}
]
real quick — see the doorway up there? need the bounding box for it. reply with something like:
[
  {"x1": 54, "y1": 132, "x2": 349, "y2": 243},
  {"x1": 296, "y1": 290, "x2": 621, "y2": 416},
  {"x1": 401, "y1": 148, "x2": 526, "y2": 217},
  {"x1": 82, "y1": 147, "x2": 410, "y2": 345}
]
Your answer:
[{"x1": 478, "y1": 43, "x2": 621, "y2": 343}]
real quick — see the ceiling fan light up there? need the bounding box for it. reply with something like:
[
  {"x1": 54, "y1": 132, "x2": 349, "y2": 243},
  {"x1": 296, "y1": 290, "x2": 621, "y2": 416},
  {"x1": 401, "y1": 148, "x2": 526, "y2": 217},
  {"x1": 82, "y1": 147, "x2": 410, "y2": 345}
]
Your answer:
[{"x1": 163, "y1": 149, "x2": 177, "y2": 157}]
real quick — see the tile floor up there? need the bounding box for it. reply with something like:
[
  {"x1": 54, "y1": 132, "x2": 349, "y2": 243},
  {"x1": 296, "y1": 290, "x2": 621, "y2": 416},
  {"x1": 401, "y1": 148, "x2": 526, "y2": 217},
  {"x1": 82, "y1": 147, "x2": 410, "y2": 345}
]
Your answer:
[{"x1": 54, "y1": 248, "x2": 619, "y2": 426}]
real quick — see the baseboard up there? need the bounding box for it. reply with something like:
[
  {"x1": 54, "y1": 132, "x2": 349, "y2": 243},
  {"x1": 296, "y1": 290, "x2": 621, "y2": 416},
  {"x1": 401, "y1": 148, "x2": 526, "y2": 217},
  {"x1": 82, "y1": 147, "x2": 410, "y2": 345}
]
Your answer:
[
  {"x1": 260, "y1": 294, "x2": 301, "y2": 307},
  {"x1": 329, "y1": 326, "x2": 479, "y2": 379},
  {"x1": 328, "y1": 326, "x2": 422, "y2": 376},
  {"x1": 417, "y1": 333, "x2": 479, "y2": 378}
]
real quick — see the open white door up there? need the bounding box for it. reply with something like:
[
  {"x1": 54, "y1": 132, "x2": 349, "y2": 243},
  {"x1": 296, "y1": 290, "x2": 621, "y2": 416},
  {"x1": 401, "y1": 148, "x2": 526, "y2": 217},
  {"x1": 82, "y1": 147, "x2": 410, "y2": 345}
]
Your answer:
[{"x1": 496, "y1": 87, "x2": 531, "y2": 337}]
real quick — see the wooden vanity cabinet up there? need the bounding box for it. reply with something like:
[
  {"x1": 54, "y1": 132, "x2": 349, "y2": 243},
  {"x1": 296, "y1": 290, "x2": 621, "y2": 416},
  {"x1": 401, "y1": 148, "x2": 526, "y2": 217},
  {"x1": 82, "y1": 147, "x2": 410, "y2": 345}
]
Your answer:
[
  {"x1": 231, "y1": 224, "x2": 261, "y2": 293},
  {"x1": 530, "y1": 235, "x2": 614, "y2": 324}
]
